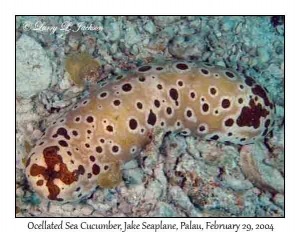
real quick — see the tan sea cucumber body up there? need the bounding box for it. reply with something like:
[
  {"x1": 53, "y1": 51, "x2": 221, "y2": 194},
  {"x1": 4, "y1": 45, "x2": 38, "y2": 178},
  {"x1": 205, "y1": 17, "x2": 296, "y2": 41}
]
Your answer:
[{"x1": 25, "y1": 61, "x2": 275, "y2": 202}]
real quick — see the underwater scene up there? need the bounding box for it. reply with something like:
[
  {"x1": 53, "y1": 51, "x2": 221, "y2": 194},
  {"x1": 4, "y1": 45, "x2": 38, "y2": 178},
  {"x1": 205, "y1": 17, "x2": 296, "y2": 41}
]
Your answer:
[{"x1": 16, "y1": 16, "x2": 284, "y2": 217}]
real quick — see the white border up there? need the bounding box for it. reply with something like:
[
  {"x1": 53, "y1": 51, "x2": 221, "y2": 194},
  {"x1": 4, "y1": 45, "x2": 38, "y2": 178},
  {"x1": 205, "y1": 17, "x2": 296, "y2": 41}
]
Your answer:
[{"x1": 1, "y1": 0, "x2": 298, "y2": 232}]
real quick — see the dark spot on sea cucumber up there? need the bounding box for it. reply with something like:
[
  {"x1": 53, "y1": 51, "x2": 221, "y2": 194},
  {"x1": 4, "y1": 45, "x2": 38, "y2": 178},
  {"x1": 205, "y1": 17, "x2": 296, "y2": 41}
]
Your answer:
[
  {"x1": 72, "y1": 130, "x2": 78, "y2": 136},
  {"x1": 78, "y1": 165, "x2": 85, "y2": 175},
  {"x1": 239, "y1": 84, "x2": 244, "y2": 89},
  {"x1": 265, "y1": 119, "x2": 271, "y2": 128},
  {"x1": 190, "y1": 92, "x2": 196, "y2": 99},
  {"x1": 157, "y1": 84, "x2": 163, "y2": 90},
  {"x1": 39, "y1": 141, "x2": 44, "y2": 146},
  {"x1": 262, "y1": 128, "x2": 269, "y2": 136},
  {"x1": 166, "y1": 107, "x2": 172, "y2": 115},
  {"x1": 99, "y1": 92, "x2": 108, "y2": 98},
  {"x1": 225, "y1": 118, "x2": 234, "y2": 127},
  {"x1": 122, "y1": 83, "x2": 132, "y2": 92},
  {"x1": 177, "y1": 80, "x2": 184, "y2": 86},
  {"x1": 169, "y1": 88, "x2": 178, "y2": 101},
  {"x1": 154, "y1": 99, "x2": 160, "y2": 108},
  {"x1": 210, "y1": 135, "x2": 219, "y2": 140},
  {"x1": 238, "y1": 98, "x2": 243, "y2": 104},
  {"x1": 89, "y1": 155, "x2": 95, "y2": 162},
  {"x1": 136, "y1": 102, "x2": 143, "y2": 109},
  {"x1": 67, "y1": 151, "x2": 72, "y2": 156},
  {"x1": 202, "y1": 103, "x2": 209, "y2": 112},
  {"x1": 100, "y1": 138, "x2": 105, "y2": 143},
  {"x1": 201, "y1": 68, "x2": 209, "y2": 75},
  {"x1": 181, "y1": 130, "x2": 189, "y2": 135},
  {"x1": 87, "y1": 173, "x2": 92, "y2": 179},
  {"x1": 92, "y1": 164, "x2": 100, "y2": 175},
  {"x1": 199, "y1": 125, "x2": 206, "y2": 131},
  {"x1": 147, "y1": 109, "x2": 157, "y2": 126},
  {"x1": 176, "y1": 63, "x2": 188, "y2": 70},
  {"x1": 75, "y1": 117, "x2": 80, "y2": 122},
  {"x1": 240, "y1": 138, "x2": 246, "y2": 142},
  {"x1": 58, "y1": 140, "x2": 68, "y2": 147},
  {"x1": 186, "y1": 110, "x2": 192, "y2": 118},
  {"x1": 236, "y1": 99, "x2": 269, "y2": 129},
  {"x1": 112, "y1": 145, "x2": 119, "y2": 153},
  {"x1": 138, "y1": 65, "x2": 151, "y2": 72},
  {"x1": 26, "y1": 157, "x2": 31, "y2": 168},
  {"x1": 30, "y1": 146, "x2": 84, "y2": 201},
  {"x1": 221, "y1": 99, "x2": 231, "y2": 109},
  {"x1": 225, "y1": 71, "x2": 235, "y2": 79},
  {"x1": 113, "y1": 99, "x2": 121, "y2": 106},
  {"x1": 156, "y1": 67, "x2": 163, "y2": 71},
  {"x1": 251, "y1": 84, "x2": 272, "y2": 107},
  {"x1": 106, "y1": 125, "x2": 114, "y2": 132},
  {"x1": 129, "y1": 118, "x2": 138, "y2": 130},
  {"x1": 87, "y1": 130, "x2": 92, "y2": 134},
  {"x1": 138, "y1": 76, "x2": 146, "y2": 82},
  {"x1": 210, "y1": 87, "x2": 217, "y2": 95},
  {"x1": 76, "y1": 187, "x2": 81, "y2": 191},
  {"x1": 228, "y1": 132, "x2": 233, "y2": 136},
  {"x1": 86, "y1": 116, "x2": 94, "y2": 123},
  {"x1": 96, "y1": 146, "x2": 103, "y2": 153},
  {"x1": 245, "y1": 76, "x2": 255, "y2": 87},
  {"x1": 52, "y1": 127, "x2": 71, "y2": 140},
  {"x1": 85, "y1": 143, "x2": 90, "y2": 148}
]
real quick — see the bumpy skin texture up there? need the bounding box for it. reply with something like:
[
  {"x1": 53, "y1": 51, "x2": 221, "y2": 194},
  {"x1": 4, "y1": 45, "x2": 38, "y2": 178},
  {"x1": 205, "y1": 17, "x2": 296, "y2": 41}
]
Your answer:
[{"x1": 25, "y1": 61, "x2": 275, "y2": 202}]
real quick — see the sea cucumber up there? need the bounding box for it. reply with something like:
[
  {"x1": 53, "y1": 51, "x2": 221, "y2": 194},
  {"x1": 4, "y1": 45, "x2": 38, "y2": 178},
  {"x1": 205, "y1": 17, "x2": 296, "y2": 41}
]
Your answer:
[{"x1": 25, "y1": 61, "x2": 275, "y2": 202}]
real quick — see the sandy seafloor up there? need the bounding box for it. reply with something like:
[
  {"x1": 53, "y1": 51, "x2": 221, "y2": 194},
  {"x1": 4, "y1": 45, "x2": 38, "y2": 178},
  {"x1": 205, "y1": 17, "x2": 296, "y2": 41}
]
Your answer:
[{"x1": 16, "y1": 16, "x2": 284, "y2": 217}]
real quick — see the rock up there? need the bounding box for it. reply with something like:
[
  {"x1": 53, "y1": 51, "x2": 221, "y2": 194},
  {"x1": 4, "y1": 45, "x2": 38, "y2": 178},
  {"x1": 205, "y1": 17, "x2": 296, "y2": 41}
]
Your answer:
[
  {"x1": 221, "y1": 175, "x2": 253, "y2": 191},
  {"x1": 169, "y1": 186, "x2": 202, "y2": 217},
  {"x1": 257, "y1": 47, "x2": 270, "y2": 63},
  {"x1": 81, "y1": 205, "x2": 94, "y2": 216},
  {"x1": 272, "y1": 193, "x2": 284, "y2": 209},
  {"x1": 150, "y1": 202, "x2": 179, "y2": 217},
  {"x1": 104, "y1": 20, "x2": 121, "y2": 42},
  {"x1": 168, "y1": 33, "x2": 206, "y2": 59},
  {"x1": 62, "y1": 203, "x2": 74, "y2": 212},
  {"x1": 16, "y1": 35, "x2": 53, "y2": 99},
  {"x1": 153, "y1": 16, "x2": 181, "y2": 27},
  {"x1": 123, "y1": 167, "x2": 144, "y2": 186},
  {"x1": 143, "y1": 20, "x2": 156, "y2": 34},
  {"x1": 239, "y1": 143, "x2": 284, "y2": 194}
]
